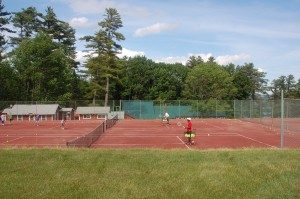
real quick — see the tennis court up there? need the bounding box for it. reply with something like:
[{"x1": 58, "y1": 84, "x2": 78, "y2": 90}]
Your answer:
[
  {"x1": 92, "y1": 119, "x2": 300, "y2": 149},
  {"x1": 1, "y1": 118, "x2": 299, "y2": 149},
  {"x1": 0, "y1": 120, "x2": 102, "y2": 148}
]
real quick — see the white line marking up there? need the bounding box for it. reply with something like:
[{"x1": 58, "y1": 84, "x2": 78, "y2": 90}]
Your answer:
[
  {"x1": 93, "y1": 143, "x2": 182, "y2": 146},
  {"x1": 236, "y1": 133, "x2": 278, "y2": 148},
  {"x1": 177, "y1": 136, "x2": 190, "y2": 149},
  {"x1": 1, "y1": 136, "x2": 24, "y2": 144}
]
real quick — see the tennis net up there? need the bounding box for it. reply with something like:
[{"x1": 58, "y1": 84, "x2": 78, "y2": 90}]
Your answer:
[
  {"x1": 106, "y1": 115, "x2": 118, "y2": 129},
  {"x1": 66, "y1": 115, "x2": 119, "y2": 148}
]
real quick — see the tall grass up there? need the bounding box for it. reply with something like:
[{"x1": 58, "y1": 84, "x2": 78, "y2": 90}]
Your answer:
[{"x1": 0, "y1": 149, "x2": 299, "y2": 199}]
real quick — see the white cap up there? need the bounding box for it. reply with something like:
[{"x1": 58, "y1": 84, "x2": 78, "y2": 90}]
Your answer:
[{"x1": 187, "y1": 117, "x2": 191, "y2": 120}]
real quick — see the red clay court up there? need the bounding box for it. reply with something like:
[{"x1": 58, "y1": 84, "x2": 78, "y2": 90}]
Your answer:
[
  {"x1": 93, "y1": 118, "x2": 300, "y2": 149},
  {"x1": 0, "y1": 120, "x2": 101, "y2": 148},
  {"x1": 1, "y1": 119, "x2": 299, "y2": 149}
]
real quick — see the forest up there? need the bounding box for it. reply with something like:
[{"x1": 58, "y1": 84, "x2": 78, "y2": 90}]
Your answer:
[{"x1": 0, "y1": 1, "x2": 299, "y2": 103}]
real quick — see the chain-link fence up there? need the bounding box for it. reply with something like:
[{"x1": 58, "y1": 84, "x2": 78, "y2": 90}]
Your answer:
[
  {"x1": 1, "y1": 99, "x2": 299, "y2": 148},
  {"x1": 234, "y1": 99, "x2": 300, "y2": 132}
]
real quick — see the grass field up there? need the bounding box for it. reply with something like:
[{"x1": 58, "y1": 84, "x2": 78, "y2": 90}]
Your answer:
[{"x1": 0, "y1": 149, "x2": 299, "y2": 199}]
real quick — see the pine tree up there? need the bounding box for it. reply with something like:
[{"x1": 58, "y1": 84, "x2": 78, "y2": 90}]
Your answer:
[
  {"x1": 0, "y1": 0, "x2": 14, "y2": 61},
  {"x1": 82, "y1": 8, "x2": 125, "y2": 105}
]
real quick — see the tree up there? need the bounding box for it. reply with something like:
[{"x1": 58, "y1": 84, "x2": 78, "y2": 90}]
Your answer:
[
  {"x1": 11, "y1": 33, "x2": 76, "y2": 101},
  {"x1": 41, "y1": 7, "x2": 77, "y2": 68},
  {"x1": 183, "y1": 62, "x2": 236, "y2": 100},
  {"x1": 233, "y1": 63, "x2": 267, "y2": 99},
  {"x1": 11, "y1": 6, "x2": 42, "y2": 44},
  {"x1": 0, "y1": 61, "x2": 22, "y2": 100},
  {"x1": 270, "y1": 75, "x2": 297, "y2": 99},
  {"x1": 120, "y1": 56, "x2": 155, "y2": 100},
  {"x1": 186, "y1": 55, "x2": 204, "y2": 68},
  {"x1": 0, "y1": 0, "x2": 14, "y2": 61},
  {"x1": 149, "y1": 62, "x2": 188, "y2": 100},
  {"x1": 81, "y1": 8, "x2": 125, "y2": 106}
]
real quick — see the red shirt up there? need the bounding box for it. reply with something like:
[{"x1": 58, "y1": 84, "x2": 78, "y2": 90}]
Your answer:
[{"x1": 186, "y1": 121, "x2": 192, "y2": 132}]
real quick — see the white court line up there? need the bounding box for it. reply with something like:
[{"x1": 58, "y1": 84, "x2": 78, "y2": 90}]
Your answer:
[
  {"x1": 104, "y1": 135, "x2": 179, "y2": 138},
  {"x1": 177, "y1": 136, "x2": 190, "y2": 149},
  {"x1": 205, "y1": 122, "x2": 278, "y2": 148},
  {"x1": 1, "y1": 136, "x2": 24, "y2": 144},
  {"x1": 93, "y1": 143, "x2": 182, "y2": 146},
  {"x1": 235, "y1": 133, "x2": 278, "y2": 148}
]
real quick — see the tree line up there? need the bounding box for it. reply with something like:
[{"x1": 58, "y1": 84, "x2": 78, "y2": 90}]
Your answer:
[{"x1": 0, "y1": 1, "x2": 299, "y2": 103}]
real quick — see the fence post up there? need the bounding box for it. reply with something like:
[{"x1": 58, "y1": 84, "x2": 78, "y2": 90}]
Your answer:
[
  {"x1": 241, "y1": 100, "x2": 243, "y2": 118},
  {"x1": 140, "y1": 100, "x2": 142, "y2": 119},
  {"x1": 271, "y1": 100, "x2": 274, "y2": 129},
  {"x1": 197, "y1": 100, "x2": 199, "y2": 118},
  {"x1": 215, "y1": 100, "x2": 217, "y2": 118},
  {"x1": 179, "y1": 100, "x2": 181, "y2": 118},
  {"x1": 280, "y1": 90, "x2": 284, "y2": 148},
  {"x1": 250, "y1": 100, "x2": 252, "y2": 119}
]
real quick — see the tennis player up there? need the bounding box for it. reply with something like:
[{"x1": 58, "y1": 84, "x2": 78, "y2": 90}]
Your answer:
[
  {"x1": 60, "y1": 118, "x2": 66, "y2": 129},
  {"x1": 35, "y1": 114, "x2": 41, "y2": 126},
  {"x1": 184, "y1": 118, "x2": 195, "y2": 145},
  {"x1": 164, "y1": 112, "x2": 170, "y2": 124},
  {"x1": 0, "y1": 113, "x2": 5, "y2": 126}
]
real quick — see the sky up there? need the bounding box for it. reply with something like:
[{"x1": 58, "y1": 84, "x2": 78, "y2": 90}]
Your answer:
[{"x1": 4, "y1": 0, "x2": 300, "y2": 82}]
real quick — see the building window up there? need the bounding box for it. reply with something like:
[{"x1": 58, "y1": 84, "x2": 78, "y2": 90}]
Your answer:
[
  {"x1": 17, "y1": 115, "x2": 23, "y2": 121},
  {"x1": 83, "y1": 114, "x2": 91, "y2": 119},
  {"x1": 29, "y1": 115, "x2": 34, "y2": 121},
  {"x1": 97, "y1": 114, "x2": 106, "y2": 119}
]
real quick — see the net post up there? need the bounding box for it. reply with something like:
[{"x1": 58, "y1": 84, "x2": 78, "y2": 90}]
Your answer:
[{"x1": 280, "y1": 90, "x2": 284, "y2": 148}]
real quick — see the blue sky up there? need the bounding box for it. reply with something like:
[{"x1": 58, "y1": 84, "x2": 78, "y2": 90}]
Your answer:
[{"x1": 5, "y1": 0, "x2": 300, "y2": 82}]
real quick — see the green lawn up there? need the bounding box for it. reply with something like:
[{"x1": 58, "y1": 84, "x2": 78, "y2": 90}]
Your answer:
[{"x1": 0, "y1": 149, "x2": 299, "y2": 199}]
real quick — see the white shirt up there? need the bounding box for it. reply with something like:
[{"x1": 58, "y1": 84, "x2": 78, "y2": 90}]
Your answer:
[{"x1": 164, "y1": 112, "x2": 169, "y2": 118}]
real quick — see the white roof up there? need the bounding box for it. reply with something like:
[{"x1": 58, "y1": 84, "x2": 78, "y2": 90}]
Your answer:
[
  {"x1": 76, "y1": 106, "x2": 110, "y2": 114},
  {"x1": 3, "y1": 104, "x2": 60, "y2": 115},
  {"x1": 61, "y1": 108, "x2": 73, "y2": 112}
]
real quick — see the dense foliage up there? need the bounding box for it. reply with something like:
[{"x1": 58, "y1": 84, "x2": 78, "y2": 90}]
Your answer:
[{"x1": 0, "y1": 1, "x2": 299, "y2": 102}]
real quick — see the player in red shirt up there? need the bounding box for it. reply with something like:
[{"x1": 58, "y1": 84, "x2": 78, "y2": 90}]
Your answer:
[{"x1": 184, "y1": 118, "x2": 195, "y2": 145}]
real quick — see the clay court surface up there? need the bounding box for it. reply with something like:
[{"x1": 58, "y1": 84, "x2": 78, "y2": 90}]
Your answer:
[
  {"x1": 0, "y1": 120, "x2": 101, "y2": 148},
  {"x1": 0, "y1": 119, "x2": 299, "y2": 149}
]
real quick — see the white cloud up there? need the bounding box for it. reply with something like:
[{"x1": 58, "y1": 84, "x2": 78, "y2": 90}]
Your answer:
[
  {"x1": 155, "y1": 56, "x2": 187, "y2": 64},
  {"x1": 215, "y1": 53, "x2": 251, "y2": 65},
  {"x1": 76, "y1": 50, "x2": 89, "y2": 63},
  {"x1": 257, "y1": 68, "x2": 265, "y2": 73},
  {"x1": 117, "y1": 48, "x2": 145, "y2": 58},
  {"x1": 76, "y1": 48, "x2": 145, "y2": 64},
  {"x1": 69, "y1": 17, "x2": 92, "y2": 28},
  {"x1": 155, "y1": 53, "x2": 251, "y2": 65},
  {"x1": 189, "y1": 53, "x2": 213, "y2": 62},
  {"x1": 134, "y1": 22, "x2": 179, "y2": 37},
  {"x1": 65, "y1": 0, "x2": 114, "y2": 14},
  {"x1": 63, "y1": 0, "x2": 151, "y2": 18}
]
